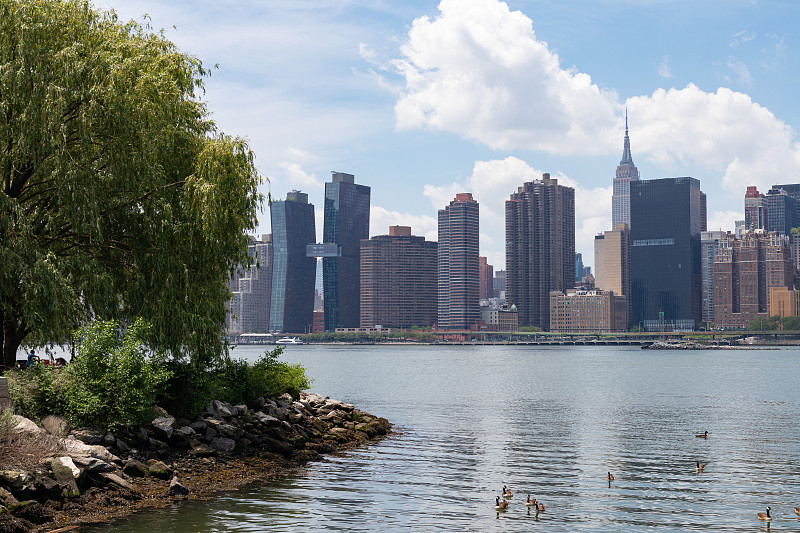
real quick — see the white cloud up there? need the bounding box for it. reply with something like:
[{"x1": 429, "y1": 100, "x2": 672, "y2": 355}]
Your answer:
[
  {"x1": 277, "y1": 162, "x2": 323, "y2": 190},
  {"x1": 423, "y1": 156, "x2": 608, "y2": 270},
  {"x1": 707, "y1": 210, "x2": 743, "y2": 233},
  {"x1": 370, "y1": 205, "x2": 438, "y2": 242},
  {"x1": 392, "y1": 0, "x2": 800, "y2": 196},
  {"x1": 657, "y1": 55, "x2": 672, "y2": 79},
  {"x1": 730, "y1": 30, "x2": 756, "y2": 47},
  {"x1": 393, "y1": 0, "x2": 619, "y2": 155},
  {"x1": 726, "y1": 56, "x2": 752, "y2": 86},
  {"x1": 625, "y1": 85, "x2": 800, "y2": 193}
]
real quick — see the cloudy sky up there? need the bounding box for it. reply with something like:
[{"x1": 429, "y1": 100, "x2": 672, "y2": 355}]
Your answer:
[{"x1": 98, "y1": 0, "x2": 800, "y2": 270}]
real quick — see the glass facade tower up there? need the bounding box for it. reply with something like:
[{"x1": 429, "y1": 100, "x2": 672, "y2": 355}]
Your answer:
[
  {"x1": 630, "y1": 177, "x2": 707, "y2": 330},
  {"x1": 269, "y1": 191, "x2": 317, "y2": 333},
  {"x1": 323, "y1": 172, "x2": 371, "y2": 331}
]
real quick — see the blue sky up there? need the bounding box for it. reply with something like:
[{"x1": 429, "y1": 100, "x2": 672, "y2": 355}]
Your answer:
[{"x1": 98, "y1": 0, "x2": 800, "y2": 270}]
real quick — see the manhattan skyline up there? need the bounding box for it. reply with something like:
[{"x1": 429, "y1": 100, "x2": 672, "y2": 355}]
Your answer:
[{"x1": 97, "y1": 0, "x2": 800, "y2": 270}]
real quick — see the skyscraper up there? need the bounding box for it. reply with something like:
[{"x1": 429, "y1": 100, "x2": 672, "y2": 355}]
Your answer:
[
  {"x1": 227, "y1": 235, "x2": 272, "y2": 334},
  {"x1": 438, "y1": 193, "x2": 480, "y2": 329},
  {"x1": 505, "y1": 174, "x2": 575, "y2": 330},
  {"x1": 323, "y1": 172, "x2": 371, "y2": 331},
  {"x1": 630, "y1": 177, "x2": 706, "y2": 330},
  {"x1": 269, "y1": 191, "x2": 317, "y2": 334},
  {"x1": 479, "y1": 256, "x2": 494, "y2": 301},
  {"x1": 744, "y1": 186, "x2": 768, "y2": 231},
  {"x1": 360, "y1": 226, "x2": 437, "y2": 328},
  {"x1": 594, "y1": 222, "x2": 631, "y2": 322},
  {"x1": 612, "y1": 113, "x2": 640, "y2": 229},
  {"x1": 766, "y1": 186, "x2": 796, "y2": 235}
]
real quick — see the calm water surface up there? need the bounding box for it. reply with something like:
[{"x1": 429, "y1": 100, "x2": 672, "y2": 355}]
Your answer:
[{"x1": 86, "y1": 345, "x2": 800, "y2": 532}]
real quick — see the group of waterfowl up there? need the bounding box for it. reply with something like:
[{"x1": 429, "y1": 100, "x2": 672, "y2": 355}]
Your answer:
[
  {"x1": 494, "y1": 486, "x2": 545, "y2": 513},
  {"x1": 494, "y1": 431, "x2": 800, "y2": 522}
]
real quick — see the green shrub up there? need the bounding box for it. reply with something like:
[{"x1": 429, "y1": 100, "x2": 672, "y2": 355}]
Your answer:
[
  {"x1": 5, "y1": 362, "x2": 68, "y2": 421},
  {"x1": 160, "y1": 347, "x2": 313, "y2": 416},
  {"x1": 63, "y1": 319, "x2": 172, "y2": 429}
]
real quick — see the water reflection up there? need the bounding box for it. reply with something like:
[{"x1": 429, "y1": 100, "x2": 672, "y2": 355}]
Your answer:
[{"x1": 84, "y1": 345, "x2": 800, "y2": 532}]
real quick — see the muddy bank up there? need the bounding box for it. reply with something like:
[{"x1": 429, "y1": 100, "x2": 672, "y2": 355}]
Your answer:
[{"x1": 0, "y1": 392, "x2": 392, "y2": 532}]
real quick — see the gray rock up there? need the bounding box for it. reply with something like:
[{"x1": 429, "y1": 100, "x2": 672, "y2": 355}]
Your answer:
[
  {"x1": 102, "y1": 431, "x2": 117, "y2": 446},
  {"x1": 189, "y1": 419, "x2": 208, "y2": 432},
  {"x1": 170, "y1": 426, "x2": 196, "y2": 449},
  {"x1": 99, "y1": 472, "x2": 137, "y2": 492},
  {"x1": 253, "y1": 396, "x2": 266, "y2": 410},
  {"x1": 115, "y1": 438, "x2": 131, "y2": 453},
  {"x1": 188, "y1": 444, "x2": 216, "y2": 457},
  {"x1": 62, "y1": 439, "x2": 120, "y2": 464},
  {"x1": 151, "y1": 416, "x2": 176, "y2": 441},
  {"x1": 147, "y1": 460, "x2": 172, "y2": 480},
  {"x1": 71, "y1": 456, "x2": 115, "y2": 474},
  {"x1": 209, "y1": 437, "x2": 236, "y2": 452},
  {"x1": 0, "y1": 487, "x2": 19, "y2": 509},
  {"x1": 207, "y1": 400, "x2": 238, "y2": 419},
  {"x1": 11, "y1": 415, "x2": 46, "y2": 436},
  {"x1": 204, "y1": 426, "x2": 218, "y2": 440},
  {"x1": 233, "y1": 404, "x2": 248, "y2": 414},
  {"x1": 50, "y1": 457, "x2": 80, "y2": 480},
  {"x1": 122, "y1": 459, "x2": 147, "y2": 478},
  {"x1": 168, "y1": 477, "x2": 189, "y2": 497},
  {"x1": 278, "y1": 393, "x2": 293, "y2": 403},
  {"x1": 50, "y1": 458, "x2": 80, "y2": 498},
  {"x1": 254, "y1": 411, "x2": 280, "y2": 427},
  {"x1": 70, "y1": 427, "x2": 105, "y2": 444}
]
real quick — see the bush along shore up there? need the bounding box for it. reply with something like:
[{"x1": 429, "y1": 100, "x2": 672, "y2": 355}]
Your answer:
[{"x1": 0, "y1": 392, "x2": 391, "y2": 532}]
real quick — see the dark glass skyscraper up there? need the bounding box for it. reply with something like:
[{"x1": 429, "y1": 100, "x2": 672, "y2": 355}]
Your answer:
[
  {"x1": 269, "y1": 191, "x2": 316, "y2": 333},
  {"x1": 323, "y1": 172, "x2": 371, "y2": 331},
  {"x1": 505, "y1": 174, "x2": 575, "y2": 330},
  {"x1": 630, "y1": 177, "x2": 706, "y2": 330}
]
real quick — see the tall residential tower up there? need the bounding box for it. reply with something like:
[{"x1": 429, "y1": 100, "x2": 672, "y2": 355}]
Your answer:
[
  {"x1": 612, "y1": 113, "x2": 640, "y2": 229},
  {"x1": 437, "y1": 193, "x2": 480, "y2": 329},
  {"x1": 505, "y1": 174, "x2": 575, "y2": 330},
  {"x1": 269, "y1": 191, "x2": 316, "y2": 334},
  {"x1": 323, "y1": 172, "x2": 371, "y2": 331}
]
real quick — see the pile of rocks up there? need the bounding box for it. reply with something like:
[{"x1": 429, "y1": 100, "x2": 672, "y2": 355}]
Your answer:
[{"x1": 0, "y1": 392, "x2": 391, "y2": 531}]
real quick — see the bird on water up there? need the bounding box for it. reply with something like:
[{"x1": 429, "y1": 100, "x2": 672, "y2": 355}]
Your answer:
[
  {"x1": 494, "y1": 496, "x2": 508, "y2": 511},
  {"x1": 696, "y1": 431, "x2": 708, "y2": 438},
  {"x1": 532, "y1": 498, "x2": 545, "y2": 512},
  {"x1": 502, "y1": 485, "x2": 513, "y2": 499},
  {"x1": 795, "y1": 506, "x2": 800, "y2": 516},
  {"x1": 525, "y1": 495, "x2": 535, "y2": 507},
  {"x1": 757, "y1": 507, "x2": 771, "y2": 521},
  {"x1": 606, "y1": 472, "x2": 615, "y2": 481},
  {"x1": 696, "y1": 461, "x2": 705, "y2": 472}
]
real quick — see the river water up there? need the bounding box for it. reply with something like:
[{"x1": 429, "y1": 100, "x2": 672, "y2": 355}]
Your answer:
[{"x1": 85, "y1": 344, "x2": 800, "y2": 532}]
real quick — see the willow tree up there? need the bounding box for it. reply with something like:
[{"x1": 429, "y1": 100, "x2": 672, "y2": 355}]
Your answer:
[{"x1": 0, "y1": 0, "x2": 262, "y2": 369}]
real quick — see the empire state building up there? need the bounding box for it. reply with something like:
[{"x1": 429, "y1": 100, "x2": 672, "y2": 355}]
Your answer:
[{"x1": 612, "y1": 114, "x2": 640, "y2": 228}]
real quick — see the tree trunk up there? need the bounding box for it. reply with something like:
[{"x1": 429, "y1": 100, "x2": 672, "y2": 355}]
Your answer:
[{"x1": 2, "y1": 317, "x2": 25, "y2": 371}]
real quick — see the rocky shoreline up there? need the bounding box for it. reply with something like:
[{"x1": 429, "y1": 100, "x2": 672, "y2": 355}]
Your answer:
[
  {"x1": 642, "y1": 340, "x2": 772, "y2": 350},
  {"x1": 0, "y1": 392, "x2": 392, "y2": 532}
]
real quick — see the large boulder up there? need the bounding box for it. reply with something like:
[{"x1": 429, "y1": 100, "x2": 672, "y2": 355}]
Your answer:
[
  {"x1": 209, "y1": 437, "x2": 236, "y2": 452},
  {"x1": 62, "y1": 439, "x2": 120, "y2": 464},
  {"x1": 49, "y1": 458, "x2": 80, "y2": 498},
  {"x1": 168, "y1": 477, "x2": 189, "y2": 497},
  {"x1": 10, "y1": 416, "x2": 45, "y2": 437},
  {"x1": 146, "y1": 460, "x2": 172, "y2": 480},
  {"x1": 70, "y1": 428, "x2": 105, "y2": 445},
  {"x1": 71, "y1": 456, "x2": 115, "y2": 474},
  {"x1": 151, "y1": 416, "x2": 176, "y2": 441}
]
